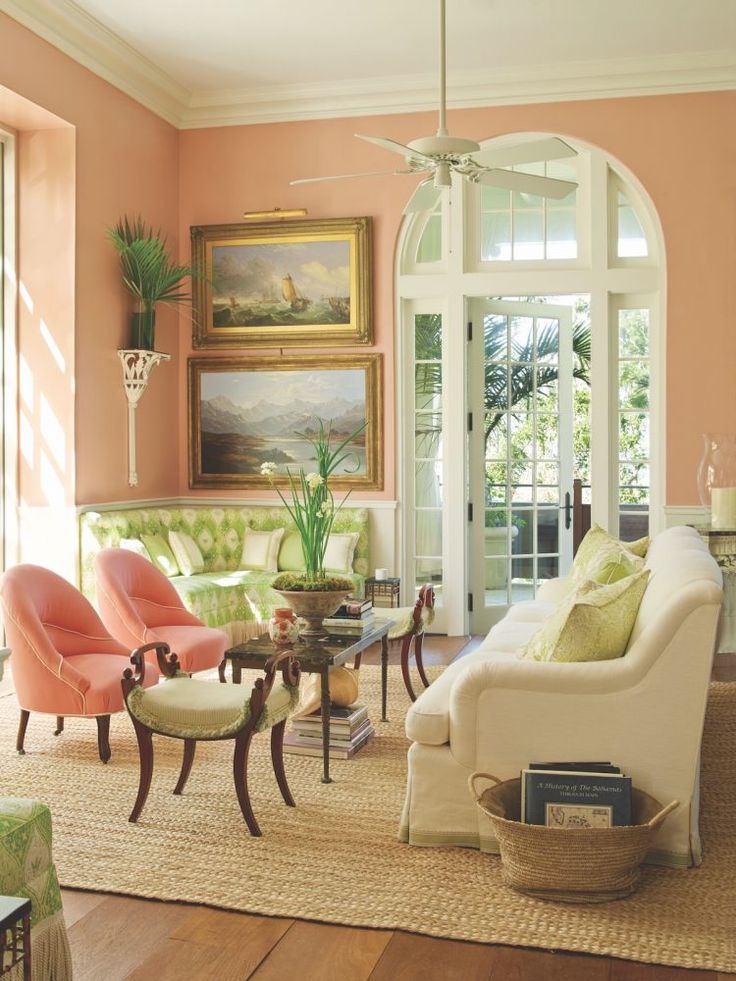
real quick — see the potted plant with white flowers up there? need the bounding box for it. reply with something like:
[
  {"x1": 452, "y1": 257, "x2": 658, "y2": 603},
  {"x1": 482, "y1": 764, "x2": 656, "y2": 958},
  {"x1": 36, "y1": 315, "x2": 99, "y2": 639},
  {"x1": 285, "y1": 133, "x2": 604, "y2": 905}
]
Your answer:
[{"x1": 261, "y1": 417, "x2": 366, "y2": 636}]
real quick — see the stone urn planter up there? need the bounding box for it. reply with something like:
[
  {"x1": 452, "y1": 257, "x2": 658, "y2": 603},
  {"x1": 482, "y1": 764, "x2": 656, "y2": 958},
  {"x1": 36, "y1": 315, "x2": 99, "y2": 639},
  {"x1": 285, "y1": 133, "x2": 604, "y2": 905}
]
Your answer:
[
  {"x1": 484, "y1": 525, "x2": 519, "y2": 591},
  {"x1": 273, "y1": 588, "x2": 350, "y2": 638}
]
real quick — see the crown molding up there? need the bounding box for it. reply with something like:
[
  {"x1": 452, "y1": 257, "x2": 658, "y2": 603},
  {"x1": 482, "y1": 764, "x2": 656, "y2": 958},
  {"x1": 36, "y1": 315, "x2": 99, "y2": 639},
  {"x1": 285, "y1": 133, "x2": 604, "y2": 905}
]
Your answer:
[
  {"x1": 2, "y1": 0, "x2": 735, "y2": 130},
  {"x1": 0, "y1": 0, "x2": 189, "y2": 126},
  {"x1": 183, "y1": 51, "x2": 736, "y2": 129}
]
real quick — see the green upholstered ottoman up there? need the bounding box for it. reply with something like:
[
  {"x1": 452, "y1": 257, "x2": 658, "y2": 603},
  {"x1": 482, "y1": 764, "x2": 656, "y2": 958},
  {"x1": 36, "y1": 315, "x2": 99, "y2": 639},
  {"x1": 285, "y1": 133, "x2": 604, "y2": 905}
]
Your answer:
[{"x1": 0, "y1": 798, "x2": 72, "y2": 980}]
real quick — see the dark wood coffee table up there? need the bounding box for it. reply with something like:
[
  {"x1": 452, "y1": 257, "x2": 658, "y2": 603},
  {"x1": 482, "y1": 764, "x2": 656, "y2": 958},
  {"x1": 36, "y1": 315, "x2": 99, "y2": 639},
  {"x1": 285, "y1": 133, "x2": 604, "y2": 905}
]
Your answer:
[{"x1": 225, "y1": 618, "x2": 395, "y2": 784}]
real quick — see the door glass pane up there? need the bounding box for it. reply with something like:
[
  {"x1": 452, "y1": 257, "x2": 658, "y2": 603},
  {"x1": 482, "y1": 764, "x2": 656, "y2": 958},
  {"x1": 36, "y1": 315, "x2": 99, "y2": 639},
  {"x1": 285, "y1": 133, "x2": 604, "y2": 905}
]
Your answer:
[
  {"x1": 617, "y1": 308, "x2": 650, "y2": 539},
  {"x1": 511, "y1": 556, "x2": 535, "y2": 602},
  {"x1": 414, "y1": 313, "x2": 443, "y2": 603},
  {"x1": 536, "y1": 509, "x2": 559, "y2": 553}
]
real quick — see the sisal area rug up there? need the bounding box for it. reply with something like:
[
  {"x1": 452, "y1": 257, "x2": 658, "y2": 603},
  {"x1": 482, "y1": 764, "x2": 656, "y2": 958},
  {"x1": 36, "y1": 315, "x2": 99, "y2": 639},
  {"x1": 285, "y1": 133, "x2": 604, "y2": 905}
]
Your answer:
[{"x1": 0, "y1": 669, "x2": 734, "y2": 973}]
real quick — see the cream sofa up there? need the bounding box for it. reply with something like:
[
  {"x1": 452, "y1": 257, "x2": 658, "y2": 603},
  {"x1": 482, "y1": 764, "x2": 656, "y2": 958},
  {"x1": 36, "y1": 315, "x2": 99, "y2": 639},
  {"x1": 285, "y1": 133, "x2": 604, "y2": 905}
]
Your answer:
[
  {"x1": 400, "y1": 526, "x2": 723, "y2": 868},
  {"x1": 79, "y1": 505, "x2": 369, "y2": 643}
]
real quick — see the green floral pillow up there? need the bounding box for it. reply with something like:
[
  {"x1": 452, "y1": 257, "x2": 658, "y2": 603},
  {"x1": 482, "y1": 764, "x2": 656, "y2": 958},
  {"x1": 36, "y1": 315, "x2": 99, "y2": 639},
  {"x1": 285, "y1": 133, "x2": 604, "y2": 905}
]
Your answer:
[
  {"x1": 278, "y1": 532, "x2": 306, "y2": 572},
  {"x1": 585, "y1": 540, "x2": 645, "y2": 585},
  {"x1": 141, "y1": 533, "x2": 180, "y2": 577},
  {"x1": 520, "y1": 568, "x2": 650, "y2": 663},
  {"x1": 571, "y1": 524, "x2": 650, "y2": 583}
]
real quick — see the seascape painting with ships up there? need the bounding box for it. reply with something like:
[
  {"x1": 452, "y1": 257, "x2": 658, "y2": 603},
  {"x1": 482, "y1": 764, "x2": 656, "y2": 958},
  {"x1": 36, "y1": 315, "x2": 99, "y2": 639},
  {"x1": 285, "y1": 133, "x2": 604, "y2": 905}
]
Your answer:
[
  {"x1": 199, "y1": 368, "x2": 367, "y2": 477},
  {"x1": 210, "y1": 239, "x2": 351, "y2": 329}
]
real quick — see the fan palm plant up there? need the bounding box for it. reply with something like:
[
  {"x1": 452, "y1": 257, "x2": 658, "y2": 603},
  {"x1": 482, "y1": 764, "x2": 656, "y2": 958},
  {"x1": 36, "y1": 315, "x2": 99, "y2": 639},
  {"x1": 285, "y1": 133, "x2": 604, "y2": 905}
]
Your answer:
[{"x1": 108, "y1": 215, "x2": 197, "y2": 350}]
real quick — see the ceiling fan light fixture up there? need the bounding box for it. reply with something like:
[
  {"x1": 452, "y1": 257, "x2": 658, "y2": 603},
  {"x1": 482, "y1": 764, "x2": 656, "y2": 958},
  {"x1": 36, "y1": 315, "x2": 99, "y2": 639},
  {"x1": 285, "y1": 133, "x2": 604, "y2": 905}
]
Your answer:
[{"x1": 433, "y1": 162, "x2": 452, "y2": 188}]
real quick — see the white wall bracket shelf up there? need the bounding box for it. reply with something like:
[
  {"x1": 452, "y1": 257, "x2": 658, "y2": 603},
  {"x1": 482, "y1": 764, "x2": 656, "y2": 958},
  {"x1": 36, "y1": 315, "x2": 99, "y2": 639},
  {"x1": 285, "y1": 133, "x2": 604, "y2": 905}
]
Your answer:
[{"x1": 118, "y1": 349, "x2": 171, "y2": 487}]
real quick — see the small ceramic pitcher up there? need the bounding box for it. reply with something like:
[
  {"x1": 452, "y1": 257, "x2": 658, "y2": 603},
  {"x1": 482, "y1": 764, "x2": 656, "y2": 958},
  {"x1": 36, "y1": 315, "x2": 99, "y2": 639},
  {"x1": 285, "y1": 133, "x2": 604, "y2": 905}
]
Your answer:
[{"x1": 268, "y1": 607, "x2": 299, "y2": 645}]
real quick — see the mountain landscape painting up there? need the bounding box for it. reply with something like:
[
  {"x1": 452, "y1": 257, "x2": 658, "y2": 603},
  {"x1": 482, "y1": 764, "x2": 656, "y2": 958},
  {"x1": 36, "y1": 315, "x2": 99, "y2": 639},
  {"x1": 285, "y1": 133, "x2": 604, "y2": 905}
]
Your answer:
[{"x1": 194, "y1": 362, "x2": 373, "y2": 487}]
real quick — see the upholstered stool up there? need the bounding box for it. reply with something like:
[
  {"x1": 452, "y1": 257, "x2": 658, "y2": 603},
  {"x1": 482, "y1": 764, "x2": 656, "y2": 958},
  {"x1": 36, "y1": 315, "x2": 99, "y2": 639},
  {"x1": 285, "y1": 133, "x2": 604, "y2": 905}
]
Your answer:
[
  {"x1": 378, "y1": 584, "x2": 435, "y2": 701},
  {"x1": 122, "y1": 642, "x2": 300, "y2": 836}
]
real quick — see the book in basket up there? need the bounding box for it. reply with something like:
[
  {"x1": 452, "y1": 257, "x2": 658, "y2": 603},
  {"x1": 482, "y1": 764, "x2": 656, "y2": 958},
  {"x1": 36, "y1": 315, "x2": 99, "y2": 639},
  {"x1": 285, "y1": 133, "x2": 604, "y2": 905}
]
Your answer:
[{"x1": 521, "y1": 767, "x2": 632, "y2": 828}]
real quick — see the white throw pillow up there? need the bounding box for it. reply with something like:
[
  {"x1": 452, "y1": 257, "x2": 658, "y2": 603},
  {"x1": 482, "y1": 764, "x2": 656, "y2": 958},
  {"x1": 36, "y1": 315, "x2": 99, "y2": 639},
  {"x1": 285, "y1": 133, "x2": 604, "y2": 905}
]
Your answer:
[
  {"x1": 324, "y1": 532, "x2": 360, "y2": 575},
  {"x1": 168, "y1": 530, "x2": 205, "y2": 576},
  {"x1": 119, "y1": 538, "x2": 147, "y2": 557},
  {"x1": 240, "y1": 528, "x2": 284, "y2": 572}
]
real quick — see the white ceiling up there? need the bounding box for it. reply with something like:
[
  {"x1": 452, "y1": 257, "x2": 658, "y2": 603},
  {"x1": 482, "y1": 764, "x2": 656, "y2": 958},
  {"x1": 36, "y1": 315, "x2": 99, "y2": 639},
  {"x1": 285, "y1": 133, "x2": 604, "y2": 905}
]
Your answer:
[{"x1": 3, "y1": 0, "x2": 736, "y2": 127}]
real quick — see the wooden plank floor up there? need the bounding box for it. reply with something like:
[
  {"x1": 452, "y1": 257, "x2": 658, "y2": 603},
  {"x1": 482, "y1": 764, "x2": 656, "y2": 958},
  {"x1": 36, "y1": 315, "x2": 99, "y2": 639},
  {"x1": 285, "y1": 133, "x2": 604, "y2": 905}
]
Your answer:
[{"x1": 59, "y1": 642, "x2": 735, "y2": 981}]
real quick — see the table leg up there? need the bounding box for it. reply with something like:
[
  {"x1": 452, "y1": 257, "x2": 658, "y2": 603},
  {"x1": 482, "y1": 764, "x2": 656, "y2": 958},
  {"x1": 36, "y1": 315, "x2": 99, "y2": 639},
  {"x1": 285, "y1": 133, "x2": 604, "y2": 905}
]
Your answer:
[
  {"x1": 232, "y1": 663, "x2": 242, "y2": 685},
  {"x1": 320, "y1": 665, "x2": 332, "y2": 784},
  {"x1": 22, "y1": 911, "x2": 31, "y2": 981},
  {"x1": 381, "y1": 634, "x2": 389, "y2": 722}
]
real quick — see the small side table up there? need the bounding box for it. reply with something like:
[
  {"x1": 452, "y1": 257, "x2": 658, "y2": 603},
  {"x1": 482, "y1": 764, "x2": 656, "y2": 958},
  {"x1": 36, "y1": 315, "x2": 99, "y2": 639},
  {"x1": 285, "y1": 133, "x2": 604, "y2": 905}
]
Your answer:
[
  {"x1": 365, "y1": 576, "x2": 400, "y2": 608},
  {"x1": 694, "y1": 526, "x2": 736, "y2": 653},
  {"x1": 0, "y1": 895, "x2": 31, "y2": 980}
]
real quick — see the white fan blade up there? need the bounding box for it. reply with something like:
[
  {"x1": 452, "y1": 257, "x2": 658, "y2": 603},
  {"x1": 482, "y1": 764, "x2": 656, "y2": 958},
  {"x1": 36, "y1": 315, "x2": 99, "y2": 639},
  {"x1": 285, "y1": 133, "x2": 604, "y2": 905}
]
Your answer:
[
  {"x1": 472, "y1": 137, "x2": 577, "y2": 169},
  {"x1": 403, "y1": 180, "x2": 442, "y2": 214},
  {"x1": 290, "y1": 169, "x2": 415, "y2": 186},
  {"x1": 356, "y1": 134, "x2": 433, "y2": 163},
  {"x1": 476, "y1": 169, "x2": 576, "y2": 200}
]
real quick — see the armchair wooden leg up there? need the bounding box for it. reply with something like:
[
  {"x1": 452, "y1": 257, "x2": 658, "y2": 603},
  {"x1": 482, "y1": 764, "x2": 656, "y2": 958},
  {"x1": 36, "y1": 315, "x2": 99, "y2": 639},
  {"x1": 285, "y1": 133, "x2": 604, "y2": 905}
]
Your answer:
[
  {"x1": 174, "y1": 739, "x2": 196, "y2": 795},
  {"x1": 129, "y1": 719, "x2": 154, "y2": 823},
  {"x1": 54, "y1": 716, "x2": 64, "y2": 736},
  {"x1": 270, "y1": 720, "x2": 295, "y2": 807},
  {"x1": 233, "y1": 730, "x2": 260, "y2": 836},
  {"x1": 16, "y1": 710, "x2": 29, "y2": 755},
  {"x1": 400, "y1": 635, "x2": 417, "y2": 702},
  {"x1": 96, "y1": 715, "x2": 111, "y2": 763},
  {"x1": 414, "y1": 632, "x2": 431, "y2": 690}
]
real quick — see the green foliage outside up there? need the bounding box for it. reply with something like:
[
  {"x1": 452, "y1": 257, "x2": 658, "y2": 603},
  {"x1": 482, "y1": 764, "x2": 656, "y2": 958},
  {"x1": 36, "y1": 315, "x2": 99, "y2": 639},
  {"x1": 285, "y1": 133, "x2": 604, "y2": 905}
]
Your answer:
[{"x1": 414, "y1": 300, "x2": 650, "y2": 512}]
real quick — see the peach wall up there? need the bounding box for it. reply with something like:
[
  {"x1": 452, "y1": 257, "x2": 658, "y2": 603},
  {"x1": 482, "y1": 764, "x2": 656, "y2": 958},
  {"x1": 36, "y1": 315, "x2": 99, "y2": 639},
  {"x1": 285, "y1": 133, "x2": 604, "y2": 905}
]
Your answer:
[
  {"x1": 2, "y1": 2, "x2": 734, "y2": 512},
  {"x1": 17, "y1": 126, "x2": 75, "y2": 508},
  {"x1": 0, "y1": 11, "x2": 180, "y2": 506},
  {"x1": 179, "y1": 91, "x2": 736, "y2": 506}
]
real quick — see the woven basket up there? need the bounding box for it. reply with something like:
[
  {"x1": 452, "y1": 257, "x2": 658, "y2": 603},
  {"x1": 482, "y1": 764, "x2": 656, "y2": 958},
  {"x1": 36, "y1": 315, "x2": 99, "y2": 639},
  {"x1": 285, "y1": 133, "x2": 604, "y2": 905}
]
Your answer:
[{"x1": 469, "y1": 773, "x2": 678, "y2": 903}]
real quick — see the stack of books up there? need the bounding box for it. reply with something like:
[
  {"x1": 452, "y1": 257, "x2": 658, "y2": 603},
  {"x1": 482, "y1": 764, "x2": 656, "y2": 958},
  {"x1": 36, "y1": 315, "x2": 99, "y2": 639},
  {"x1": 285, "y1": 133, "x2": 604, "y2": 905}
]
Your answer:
[
  {"x1": 521, "y1": 761, "x2": 633, "y2": 828},
  {"x1": 284, "y1": 703, "x2": 375, "y2": 759},
  {"x1": 322, "y1": 597, "x2": 376, "y2": 634}
]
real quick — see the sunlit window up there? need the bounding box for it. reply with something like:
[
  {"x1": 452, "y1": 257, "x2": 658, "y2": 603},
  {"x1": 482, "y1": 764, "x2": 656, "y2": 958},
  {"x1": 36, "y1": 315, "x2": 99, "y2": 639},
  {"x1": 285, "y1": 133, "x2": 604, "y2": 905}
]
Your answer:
[{"x1": 480, "y1": 160, "x2": 577, "y2": 262}]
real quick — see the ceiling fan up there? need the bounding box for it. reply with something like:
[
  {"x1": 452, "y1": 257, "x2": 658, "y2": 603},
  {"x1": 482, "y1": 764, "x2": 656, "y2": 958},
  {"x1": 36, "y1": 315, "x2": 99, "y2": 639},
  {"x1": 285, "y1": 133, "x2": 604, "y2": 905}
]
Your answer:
[{"x1": 291, "y1": 0, "x2": 578, "y2": 213}]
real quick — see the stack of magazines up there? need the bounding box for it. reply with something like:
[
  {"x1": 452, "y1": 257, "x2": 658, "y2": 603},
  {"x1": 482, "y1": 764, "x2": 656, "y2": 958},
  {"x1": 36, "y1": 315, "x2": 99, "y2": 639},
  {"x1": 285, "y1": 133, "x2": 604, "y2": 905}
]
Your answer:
[
  {"x1": 283, "y1": 703, "x2": 375, "y2": 759},
  {"x1": 322, "y1": 597, "x2": 375, "y2": 634},
  {"x1": 520, "y1": 761, "x2": 632, "y2": 828}
]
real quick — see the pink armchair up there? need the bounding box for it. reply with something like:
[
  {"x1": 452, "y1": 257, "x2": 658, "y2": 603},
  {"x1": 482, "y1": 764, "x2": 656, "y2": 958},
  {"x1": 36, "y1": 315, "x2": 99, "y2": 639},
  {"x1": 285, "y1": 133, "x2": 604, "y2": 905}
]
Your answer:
[
  {"x1": 94, "y1": 548, "x2": 228, "y2": 675},
  {"x1": 0, "y1": 564, "x2": 156, "y2": 761}
]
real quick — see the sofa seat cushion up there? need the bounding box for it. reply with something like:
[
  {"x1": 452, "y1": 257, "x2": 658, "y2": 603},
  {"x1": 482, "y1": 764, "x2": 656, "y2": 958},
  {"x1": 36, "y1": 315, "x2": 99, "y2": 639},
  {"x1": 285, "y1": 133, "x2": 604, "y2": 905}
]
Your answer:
[{"x1": 126, "y1": 675, "x2": 300, "y2": 739}]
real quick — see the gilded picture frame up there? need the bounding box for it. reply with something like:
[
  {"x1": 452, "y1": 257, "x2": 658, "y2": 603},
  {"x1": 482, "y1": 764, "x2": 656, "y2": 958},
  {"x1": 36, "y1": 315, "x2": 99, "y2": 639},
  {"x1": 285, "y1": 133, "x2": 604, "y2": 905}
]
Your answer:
[
  {"x1": 191, "y1": 217, "x2": 373, "y2": 348},
  {"x1": 188, "y1": 353, "x2": 383, "y2": 490}
]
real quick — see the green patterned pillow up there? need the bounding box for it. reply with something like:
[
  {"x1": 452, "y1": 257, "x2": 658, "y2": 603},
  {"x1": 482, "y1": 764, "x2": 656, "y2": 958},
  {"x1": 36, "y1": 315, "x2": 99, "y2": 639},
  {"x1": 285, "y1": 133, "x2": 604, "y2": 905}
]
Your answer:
[
  {"x1": 585, "y1": 540, "x2": 645, "y2": 585},
  {"x1": 278, "y1": 532, "x2": 306, "y2": 572},
  {"x1": 571, "y1": 524, "x2": 650, "y2": 582},
  {"x1": 141, "y1": 533, "x2": 180, "y2": 577},
  {"x1": 520, "y1": 569, "x2": 650, "y2": 663},
  {"x1": 168, "y1": 530, "x2": 205, "y2": 576}
]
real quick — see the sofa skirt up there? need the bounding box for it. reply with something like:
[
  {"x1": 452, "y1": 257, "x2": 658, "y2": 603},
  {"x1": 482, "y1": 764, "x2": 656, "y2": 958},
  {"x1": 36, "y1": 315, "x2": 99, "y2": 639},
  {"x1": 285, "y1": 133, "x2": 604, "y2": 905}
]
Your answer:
[{"x1": 399, "y1": 742, "x2": 698, "y2": 869}]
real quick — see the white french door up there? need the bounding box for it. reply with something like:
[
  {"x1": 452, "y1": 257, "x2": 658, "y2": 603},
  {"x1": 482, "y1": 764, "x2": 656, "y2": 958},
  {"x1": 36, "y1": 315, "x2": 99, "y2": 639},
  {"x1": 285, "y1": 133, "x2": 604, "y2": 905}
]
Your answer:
[{"x1": 467, "y1": 299, "x2": 575, "y2": 633}]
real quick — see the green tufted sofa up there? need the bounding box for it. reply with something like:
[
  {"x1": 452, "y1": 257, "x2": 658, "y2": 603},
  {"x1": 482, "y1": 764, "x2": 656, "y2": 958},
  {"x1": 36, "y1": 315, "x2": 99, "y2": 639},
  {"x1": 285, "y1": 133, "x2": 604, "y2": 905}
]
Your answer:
[{"x1": 79, "y1": 505, "x2": 369, "y2": 643}]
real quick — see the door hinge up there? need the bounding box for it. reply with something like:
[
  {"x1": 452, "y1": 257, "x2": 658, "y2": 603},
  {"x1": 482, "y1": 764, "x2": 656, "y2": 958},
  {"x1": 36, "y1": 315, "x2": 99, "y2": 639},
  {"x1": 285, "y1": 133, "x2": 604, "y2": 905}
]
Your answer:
[
  {"x1": 467, "y1": 321, "x2": 473, "y2": 342},
  {"x1": 467, "y1": 502, "x2": 473, "y2": 522},
  {"x1": 467, "y1": 412, "x2": 473, "y2": 432},
  {"x1": 467, "y1": 592, "x2": 474, "y2": 613}
]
